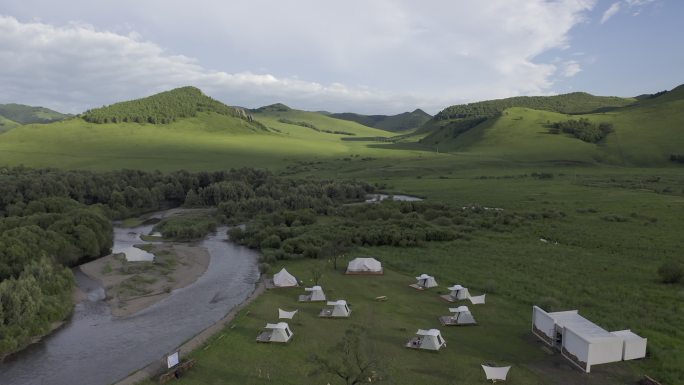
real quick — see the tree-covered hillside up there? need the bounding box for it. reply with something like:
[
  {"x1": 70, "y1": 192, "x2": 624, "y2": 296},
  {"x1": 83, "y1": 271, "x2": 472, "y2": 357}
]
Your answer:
[
  {"x1": 331, "y1": 109, "x2": 432, "y2": 132},
  {"x1": 0, "y1": 103, "x2": 70, "y2": 125},
  {"x1": 81, "y1": 86, "x2": 257, "y2": 125}
]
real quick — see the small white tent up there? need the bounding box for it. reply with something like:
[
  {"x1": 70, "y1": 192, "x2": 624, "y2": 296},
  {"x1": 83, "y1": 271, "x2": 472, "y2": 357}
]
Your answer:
[
  {"x1": 272, "y1": 268, "x2": 298, "y2": 288},
  {"x1": 256, "y1": 322, "x2": 293, "y2": 343},
  {"x1": 611, "y1": 330, "x2": 647, "y2": 361},
  {"x1": 481, "y1": 365, "x2": 511, "y2": 382},
  {"x1": 532, "y1": 306, "x2": 626, "y2": 373},
  {"x1": 414, "y1": 274, "x2": 438, "y2": 289},
  {"x1": 346, "y1": 257, "x2": 383, "y2": 274},
  {"x1": 278, "y1": 308, "x2": 298, "y2": 319},
  {"x1": 440, "y1": 306, "x2": 477, "y2": 326},
  {"x1": 445, "y1": 284, "x2": 470, "y2": 300},
  {"x1": 320, "y1": 300, "x2": 351, "y2": 318},
  {"x1": 406, "y1": 329, "x2": 446, "y2": 351},
  {"x1": 299, "y1": 286, "x2": 326, "y2": 302}
]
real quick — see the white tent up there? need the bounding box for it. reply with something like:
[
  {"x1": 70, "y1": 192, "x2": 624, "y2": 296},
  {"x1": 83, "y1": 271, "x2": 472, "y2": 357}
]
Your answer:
[
  {"x1": 346, "y1": 257, "x2": 383, "y2": 274},
  {"x1": 278, "y1": 308, "x2": 298, "y2": 319},
  {"x1": 611, "y1": 330, "x2": 647, "y2": 361},
  {"x1": 299, "y1": 286, "x2": 326, "y2": 302},
  {"x1": 469, "y1": 294, "x2": 486, "y2": 304},
  {"x1": 273, "y1": 268, "x2": 298, "y2": 287},
  {"x1": 447, "y1": 284, "x2": 470, "y2": 300},
  {"x1": 320, "y1": 300, "x2": 351, "y2": 318},
  {"x1": 532, "y1": 306, "x2": 626, "y2": 373},
  {"x1": 257, "y1": 322, "x2": 293, "y2": 343},
  {"x1": 445, "y1": 306, "x2": 477, "y2": 325},
  {"x1": 415, "y1": 274, "x2": 438, "y2": 288},
  {"x1": 481, "y1": 365, "x2": 511, "y2": 382},
  {"x1": 406, "y1": 329, "x2": 446, "y2": 351}
]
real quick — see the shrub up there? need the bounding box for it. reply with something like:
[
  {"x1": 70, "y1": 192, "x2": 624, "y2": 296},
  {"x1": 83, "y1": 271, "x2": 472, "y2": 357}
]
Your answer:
[{"x1": 657, "y1": 261, "x2": 683, "y2": 284}]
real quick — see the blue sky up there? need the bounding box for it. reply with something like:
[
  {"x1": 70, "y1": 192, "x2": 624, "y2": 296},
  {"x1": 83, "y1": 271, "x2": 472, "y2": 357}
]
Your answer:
[{"x1": 0, "y1": 0, "x2": 681, "y2": 114}]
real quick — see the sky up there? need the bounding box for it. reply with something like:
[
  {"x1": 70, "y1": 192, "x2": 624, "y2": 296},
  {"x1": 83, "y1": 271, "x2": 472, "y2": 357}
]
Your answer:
[{"x1": 0, "y1": 0, "x2": 682, "y2": 114}]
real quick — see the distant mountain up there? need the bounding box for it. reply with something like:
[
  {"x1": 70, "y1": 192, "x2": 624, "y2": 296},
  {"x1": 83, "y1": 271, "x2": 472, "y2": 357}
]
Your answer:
[
  {"x1": 330, "y1": 109, "x2": 432, "y2": 132},
  {"x1": 0, "y1": 103, "x2": 71, "y2": 125},
  {"x1": 81, "y1": 86, "x2": 256, "y2": 125},
  {"x1": 251, "y1": 103, "x2": 292, "y2": 113}
]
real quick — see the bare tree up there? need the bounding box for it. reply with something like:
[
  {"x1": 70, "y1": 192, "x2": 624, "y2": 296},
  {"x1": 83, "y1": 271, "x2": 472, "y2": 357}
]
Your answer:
[{"x1": 309, "y1": 328, "x2": 383, "y2": 385}]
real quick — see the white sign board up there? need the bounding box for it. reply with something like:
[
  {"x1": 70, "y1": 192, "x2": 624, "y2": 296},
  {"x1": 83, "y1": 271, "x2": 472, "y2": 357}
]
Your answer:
[{"x1": 167, "y1": 351, "x2": 180, "y2": 369}]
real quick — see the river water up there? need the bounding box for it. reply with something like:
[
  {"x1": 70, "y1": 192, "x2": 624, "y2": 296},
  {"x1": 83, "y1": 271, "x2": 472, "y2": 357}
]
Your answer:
[{"x1": 0, "y1": 216, "x2": 260, "y2": 385}]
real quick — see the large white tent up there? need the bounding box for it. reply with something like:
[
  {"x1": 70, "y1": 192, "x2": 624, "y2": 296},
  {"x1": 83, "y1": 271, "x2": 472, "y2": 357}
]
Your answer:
[
  {"x1": 406, "y1": 329, "x2": 446, "y2": 351},
  {"x1": 256, "y1": 322, "x2": 293, "y2": 343},
  {"x1": 346, "y1": 257, "x2": 383, "y2": 274},
  {"x1": 414, "y1": 274, "x2": 438, "y2": 289},
  {"x1": 532, "y1": 306, "x2": 639, "y2": 373},
  {"x1": 320, "y1": 300, "x2": 351, "y2": 318},
  {"x1": 272, "y1": 268, "x2": 298, "y2": 287},
  {"x1": 299, "y1": 285, "x2": 326, "y2": 302}
]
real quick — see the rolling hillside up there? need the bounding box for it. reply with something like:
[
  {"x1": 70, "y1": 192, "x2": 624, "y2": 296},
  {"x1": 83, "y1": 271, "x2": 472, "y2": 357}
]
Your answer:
[
  {"x1": 0, "y1": 103, "x2": 71, "y2": 124},
  {"x1": 0, "y1": 116, "x2": 20, "y2": 133},
  {"x1": 330, "y1": 109, "x2": 431, "y2": 132},
  {"x1": 415, "y1": 85, "x2": 683, "y2": 166}
]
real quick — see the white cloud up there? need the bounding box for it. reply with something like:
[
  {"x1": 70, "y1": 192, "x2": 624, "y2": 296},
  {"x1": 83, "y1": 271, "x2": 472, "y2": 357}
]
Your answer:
[
  {"x1": 562, "y1": 61, "x2": 582, "y2": 77},
  {"x1": 0, "y1": 1, "x2": 598, "y2": 114},
  {"x1": 601, "y1": 2, "x2": 622, "y2": 23}
]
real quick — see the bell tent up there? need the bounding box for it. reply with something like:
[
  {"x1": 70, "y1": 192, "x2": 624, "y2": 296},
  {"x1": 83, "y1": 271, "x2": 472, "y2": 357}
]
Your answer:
[
  {"x1": 346, "y1": 257, "x2": 383, "y2": 274},
  {"x1": 272, "y1": 268, "x2": 298, "y2": 288}
]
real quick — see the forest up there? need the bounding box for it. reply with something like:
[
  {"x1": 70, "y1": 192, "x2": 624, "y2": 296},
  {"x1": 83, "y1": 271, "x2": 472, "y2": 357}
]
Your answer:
[
  {"x1": 549, "y1": 118, "x2": 614, "y2": 143},
  {"x1": 80, "y1": 86, "x2": 257, "y2": 125}
]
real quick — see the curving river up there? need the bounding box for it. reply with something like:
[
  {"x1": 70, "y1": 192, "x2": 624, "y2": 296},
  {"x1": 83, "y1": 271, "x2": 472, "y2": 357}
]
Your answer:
[{"x1": 0, "y1": 215, "x2": 260, "y2": 385}]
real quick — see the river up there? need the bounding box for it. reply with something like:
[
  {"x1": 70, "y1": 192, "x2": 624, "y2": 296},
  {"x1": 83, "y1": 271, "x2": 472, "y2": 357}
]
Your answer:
[{"x1": 0, "y1": 215, "x2": 260, "y2": 385}]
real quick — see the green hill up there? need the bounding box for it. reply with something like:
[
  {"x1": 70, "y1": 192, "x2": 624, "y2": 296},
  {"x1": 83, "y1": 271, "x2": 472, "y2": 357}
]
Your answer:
[
  {"x1": 81, "y1": 86, "x2": 257, "y2": 125},
  {"x1": 330, "y1": 109, "x2": 432, "y2": 132},
  {"x1": 0, "y1": 103, "x2": 70, "y2": 124},
  {"x1": 418, "y1": 84, "x2": 684, "y2": 166}
]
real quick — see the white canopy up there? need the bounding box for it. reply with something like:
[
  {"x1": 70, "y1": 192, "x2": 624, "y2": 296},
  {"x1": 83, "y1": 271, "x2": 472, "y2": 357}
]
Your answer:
[
  {"x1": 469, "y1": 294, "x2": 486, "y2": 304},
  {"x1": 449, "y1": 306, "x2": 470, "y2": 313},
  {"x1": 273, "y1": 268, "x2": 298, "y2": 287},
  {"x1": 416, "y1": 274, "x2": 438, "y2": 288},
  {"x1": 346, "y1": 257, "x2": 382, "y2": 273},
  {"x1": 481, "y1": 365, "x2": 511, "y2": 382},
  {"x1": 447, "y1": 284, "x2": 463, "y2": 291},
  {"x1": 417, "y1": 329, "x2": 441, "y2": 336},
  {"x1": 305, "y1": 285, "x2": 322, "y2": 292},
  {"x1": 265, "y1": 322, "x2": 290, "y2": 330},
  {"x1": 278, "y1": 308, "x2": 298, "y2": 319}
]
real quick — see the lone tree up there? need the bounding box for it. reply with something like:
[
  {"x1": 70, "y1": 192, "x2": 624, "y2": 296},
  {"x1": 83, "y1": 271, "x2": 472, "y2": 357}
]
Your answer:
[{"x1": 309, "y1": 328, "x2": 383, "y2": 385}]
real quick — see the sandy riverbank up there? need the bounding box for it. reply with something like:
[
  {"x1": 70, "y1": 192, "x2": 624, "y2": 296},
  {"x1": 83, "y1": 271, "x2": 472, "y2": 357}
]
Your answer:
[{"x1": 80, "y1": 243, "x2": 210, "y2": 317}]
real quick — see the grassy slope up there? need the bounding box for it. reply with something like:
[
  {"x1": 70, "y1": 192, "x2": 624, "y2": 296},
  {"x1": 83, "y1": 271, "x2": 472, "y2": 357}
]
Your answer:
[
  {"x1": 0, "y1": 103, "x2": 70, "y2": 124},
  {"x1": 0, "y1": 116, "x2": 20, "y2": 133}
]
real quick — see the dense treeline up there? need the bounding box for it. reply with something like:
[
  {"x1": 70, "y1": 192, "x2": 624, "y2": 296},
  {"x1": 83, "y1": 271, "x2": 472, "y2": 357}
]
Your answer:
[
  {"x1": 228, "y1": 200, "x2": 536, "y2": 269},
  {"x1": 432, "y1": 92, "x2": 633, "y2": 122},
  {"x1": 549, "y1": 118, "x2": 614, "y2": 143},
  {"x1": 277, "y1": 118, "x2": 355, "y2": 136},
  {"x1": 670, "y1": 154, "x2": 684, "y2": 164},
  {"x1": 81, "y1": 86, "x2": 256, "y2": 125}
]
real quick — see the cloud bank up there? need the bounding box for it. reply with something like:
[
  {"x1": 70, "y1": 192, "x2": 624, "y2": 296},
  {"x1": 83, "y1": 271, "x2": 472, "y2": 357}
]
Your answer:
[{"x1": 0, "y1": 1, "x2": 597, "y2": 114}]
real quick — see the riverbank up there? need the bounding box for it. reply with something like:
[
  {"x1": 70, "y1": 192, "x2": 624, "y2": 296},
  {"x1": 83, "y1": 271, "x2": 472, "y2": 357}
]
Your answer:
[
  {"x1": 114, "y1": 279, "x2": 265, "y2": 385},
  {"x1": 80, "y1": 243, "x2": 210, "y2": 317}
]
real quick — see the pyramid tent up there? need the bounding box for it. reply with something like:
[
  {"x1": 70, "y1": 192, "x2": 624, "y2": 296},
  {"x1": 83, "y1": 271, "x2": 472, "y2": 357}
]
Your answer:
[
  {"x1": 416, "y1": 274, "x2": 438, "y2": 288},
  {"x1": 447, "y1": 284, "x2": 470, "y2": 300},
  {"x1": 448, "y1": 306, "x2": 477, "y2": 325},
  {"x1": 273, "y1": 268, "x2": 298, "y2": 287},
  {"x1": 407, "y1": 329, "x2": 446, "y2": 351}
]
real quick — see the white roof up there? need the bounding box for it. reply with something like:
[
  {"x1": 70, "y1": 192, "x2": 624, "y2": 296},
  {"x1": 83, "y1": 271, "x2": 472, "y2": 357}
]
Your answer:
[
  {"x1": 449, "y1": 306, "x2": 469, "y2": 313},
  {"x1": 611, "y1": 329, "x2": 644, "y2": 340},
  {"x1": 417, "y1": 329, "x2": 441, "y2": 336},
  {"x1": 549, "y1": 310, "x2": 616, "y2": 343},
  {"x1": 347, "y1": 257, "x2": 382, "y2": 271},
  {"x1": 416, "y1": 273, "x2": 432, "y2": 280},
  {"x1": 265, "y1": 322, "x2": 290, "y2": 330},
  {"x1": 447, "y1": 284, "x2": 463, "y2": 291},
  {"x1": 273, "y1": 268, "x2": 297, "y2": 286},
  {"x1": 305, "y1": 286, "x2": 322, "y2": 292},
  {"x1": 327, "y1": 300, "x2": 347, "y2": 306},
  {"x1": 278, "y1": 308, "x2": 298, "y2": 319}
]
